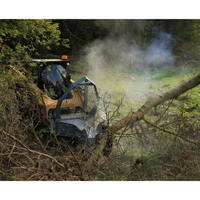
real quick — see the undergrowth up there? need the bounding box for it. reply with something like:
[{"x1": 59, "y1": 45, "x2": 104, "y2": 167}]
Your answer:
[{"x1": 1, "y1": 63, "x2": 200, "y2": 181}]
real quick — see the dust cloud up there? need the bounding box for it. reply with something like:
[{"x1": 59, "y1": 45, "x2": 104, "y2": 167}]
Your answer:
[
  {"x1": 81, "y1": 24, "x2": 177, "y2": 114},
  {"x1": 83, "y1": 27, "x2": 176, "y2": 79}
]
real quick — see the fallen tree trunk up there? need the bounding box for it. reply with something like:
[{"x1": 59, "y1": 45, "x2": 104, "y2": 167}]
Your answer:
[
  {"x1": 110, "y1": 72, "x2": 200, "y2": 133},
  {"x1": 85, "y1": 72, "x2": 200, "y2": 169}
]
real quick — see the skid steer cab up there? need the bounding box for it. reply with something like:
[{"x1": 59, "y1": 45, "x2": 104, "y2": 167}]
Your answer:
[{"x1": 11, "y1": 55, "x2": 103, "y2": 146}]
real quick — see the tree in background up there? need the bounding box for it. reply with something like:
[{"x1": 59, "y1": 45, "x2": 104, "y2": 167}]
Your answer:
[
  {"x1": 151, "y1": 20, "x2": 200, "y2": 61},
  {"x1": 53, "y1": 19, "x2": 107, "y2": 59},
  {"x1": 0, "y1": 19, "x2": 69, "y2": 63}
]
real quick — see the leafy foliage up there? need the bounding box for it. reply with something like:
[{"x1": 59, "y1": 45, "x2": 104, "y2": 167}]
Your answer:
[{"x1": 0, "y1": 19, "x2": 69, "y2": 63}]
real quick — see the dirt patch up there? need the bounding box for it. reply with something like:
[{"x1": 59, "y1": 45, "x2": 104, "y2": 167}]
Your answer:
[{"x1": 121, "y1": 75, "x2": 136, "y2": 82}]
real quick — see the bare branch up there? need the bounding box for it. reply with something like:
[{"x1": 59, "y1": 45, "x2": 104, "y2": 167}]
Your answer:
[
  {"x1": 143, "y1": 118, "x2": 200, "y2": 148},
  {"x1": 1, "y1": 130, "x2": 65, "y2": 169},
  {"x1": 66, "y1": 143, "x2": 83, "y2": 176}
]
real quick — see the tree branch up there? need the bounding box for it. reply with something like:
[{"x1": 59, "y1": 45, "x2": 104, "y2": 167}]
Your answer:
[
  {"x1": 1, "y1": 130, "x2": 65, "y2": 169},
  {"x1": 142, "y1": 118, "x2": 200, "y2": 148}
]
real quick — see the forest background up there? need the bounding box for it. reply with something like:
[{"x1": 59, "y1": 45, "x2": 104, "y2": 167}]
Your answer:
[{"x1": 1, "y1": 19, "x2": 200, "y2": 62}]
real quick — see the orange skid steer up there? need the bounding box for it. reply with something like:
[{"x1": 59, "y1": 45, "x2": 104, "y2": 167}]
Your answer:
[{"x1": 10, "y1": 56, "x2": 104, "y2": 146}]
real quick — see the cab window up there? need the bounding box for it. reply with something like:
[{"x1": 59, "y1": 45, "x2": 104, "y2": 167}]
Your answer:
[{"x1": 40, "y1": 64, "x2": 70, "y2": 99}]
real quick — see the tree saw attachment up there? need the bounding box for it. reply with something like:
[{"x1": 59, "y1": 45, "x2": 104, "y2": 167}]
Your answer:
[{"x1": 48, "y1": 76, "x2": 101, "y2": 146}]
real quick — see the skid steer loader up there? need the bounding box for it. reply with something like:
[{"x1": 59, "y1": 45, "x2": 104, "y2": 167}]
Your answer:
[{"x1": 9, "y1": 55, "x2": 104, "y2": 147}]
